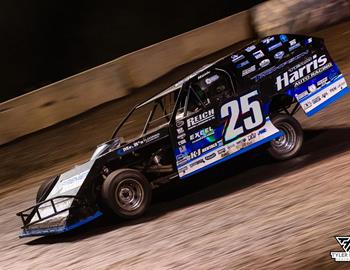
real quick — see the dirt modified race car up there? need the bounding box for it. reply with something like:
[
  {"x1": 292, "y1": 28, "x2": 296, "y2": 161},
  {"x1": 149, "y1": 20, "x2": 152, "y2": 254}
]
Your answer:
[{"x1": 17, "y1": 34, "x2": 349, "y2": 237}]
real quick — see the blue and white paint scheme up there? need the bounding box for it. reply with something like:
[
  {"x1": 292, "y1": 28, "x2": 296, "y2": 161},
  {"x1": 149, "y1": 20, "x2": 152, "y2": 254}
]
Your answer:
[{"x1": 296, "y1": 74, "x2": 349, "y2": 117}]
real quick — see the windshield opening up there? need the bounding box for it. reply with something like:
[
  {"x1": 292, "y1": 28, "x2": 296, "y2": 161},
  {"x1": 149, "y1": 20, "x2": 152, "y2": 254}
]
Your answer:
[{"x1": 114, "y1": 88, "x2": 181, "y2": 141}]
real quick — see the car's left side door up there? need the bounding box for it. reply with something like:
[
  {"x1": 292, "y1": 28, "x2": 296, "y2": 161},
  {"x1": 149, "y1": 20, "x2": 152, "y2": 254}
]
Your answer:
[
  {"x1": 170, "y1": 69, "x2": 280, "y2": 179},
  {"x1": 169, "y1": 69, "x2": 232, "y2": 178}
]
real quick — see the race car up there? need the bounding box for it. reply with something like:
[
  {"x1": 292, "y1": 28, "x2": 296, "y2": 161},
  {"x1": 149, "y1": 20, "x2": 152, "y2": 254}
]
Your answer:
[{"x1": 17, "y1": 34, "x2": 349, "y2": 237}]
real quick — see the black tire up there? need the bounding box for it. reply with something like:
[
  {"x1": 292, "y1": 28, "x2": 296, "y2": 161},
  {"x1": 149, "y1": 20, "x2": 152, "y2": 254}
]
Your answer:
[
  {"x1": 101, "y1": 169, "x2": 152, "y2": 219},
  {"x1": 267, "y1": 114, "x2": 303, "y2": 160},
  {"x1": 36, "y1": 177, "x2": 57, "y2": 203}
]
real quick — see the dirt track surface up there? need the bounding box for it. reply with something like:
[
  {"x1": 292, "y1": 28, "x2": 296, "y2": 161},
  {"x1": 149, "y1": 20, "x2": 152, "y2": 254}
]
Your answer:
[{"x1": 1, "y1": 21, "x2": 350, "y2": 269}]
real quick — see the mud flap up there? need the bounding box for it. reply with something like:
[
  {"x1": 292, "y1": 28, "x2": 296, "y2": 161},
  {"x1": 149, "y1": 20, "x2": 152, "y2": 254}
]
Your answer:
[{"x1": 296, "y1": 74, "x2": 349, "y2": 117}]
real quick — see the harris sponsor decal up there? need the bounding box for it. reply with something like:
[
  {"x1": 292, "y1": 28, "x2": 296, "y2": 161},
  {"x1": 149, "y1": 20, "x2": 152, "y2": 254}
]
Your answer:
[{"x1": 275, "y1": 54, "x2": 331, "y2": 91}]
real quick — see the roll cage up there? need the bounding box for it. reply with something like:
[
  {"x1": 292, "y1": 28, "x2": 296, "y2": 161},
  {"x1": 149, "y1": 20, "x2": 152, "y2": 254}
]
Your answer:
[{"x1": 112, "y1": 67, "x2": 238, "y2": 141}]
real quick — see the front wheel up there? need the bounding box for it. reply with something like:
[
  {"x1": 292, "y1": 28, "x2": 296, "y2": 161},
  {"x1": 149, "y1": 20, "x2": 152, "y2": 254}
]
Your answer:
[
  {"x1": 101, "y1": 169, "x2": 152, "y2": 219},
  {"x1": 267, "y1": 114, "x2": 303, "y2": 160},
  {"x1": 36, "y1": 176, "x2": 57, "y2": 203}
]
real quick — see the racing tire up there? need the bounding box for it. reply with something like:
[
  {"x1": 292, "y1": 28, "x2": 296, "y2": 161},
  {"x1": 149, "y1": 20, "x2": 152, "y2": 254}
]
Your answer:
[
  {"x1": 102, "y1": 169, "x2": 152, "y2": 219},
  {"x1": 36, "y1": 177, "x2": 57, "y2": 203},
  {"x1": 267, "y1": 114, "x2": 303, "y2": 160}
]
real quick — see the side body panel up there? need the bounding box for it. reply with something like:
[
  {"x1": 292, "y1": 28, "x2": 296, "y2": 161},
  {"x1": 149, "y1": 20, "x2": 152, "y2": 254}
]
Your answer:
[
  {"x1": 250, "y1": 34, "x2": 349, "y2": 116},
  {"x1": 171, "y1": 90, "x2": 281, "y2": 179},
  {"x1": 171, "y1": 34, "x2": 348, "y2": 179}
]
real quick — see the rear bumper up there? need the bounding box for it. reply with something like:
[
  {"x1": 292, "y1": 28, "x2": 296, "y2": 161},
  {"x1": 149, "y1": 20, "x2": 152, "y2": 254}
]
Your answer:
[{"x1": 17, "y1": 195, "x2": 102, "y2": 238}]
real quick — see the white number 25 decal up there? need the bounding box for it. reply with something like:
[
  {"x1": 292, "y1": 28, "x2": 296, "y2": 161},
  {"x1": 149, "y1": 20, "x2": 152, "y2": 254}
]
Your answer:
[{"x1": 220, "y1": 90, "x2": 264, "y2": 142}]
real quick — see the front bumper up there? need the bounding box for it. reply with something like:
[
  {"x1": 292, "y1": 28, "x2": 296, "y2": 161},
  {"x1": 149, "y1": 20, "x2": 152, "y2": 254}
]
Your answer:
[{"x1": 17, "y1": 196, "x2": 102, "y2": 238}]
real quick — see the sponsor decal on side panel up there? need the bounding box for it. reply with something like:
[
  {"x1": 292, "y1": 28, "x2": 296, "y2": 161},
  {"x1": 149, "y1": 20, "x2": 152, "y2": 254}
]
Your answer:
[
  {"x1": 299, "y1": 77, "x2": 347, "y2": 115},
  {"x1": 231, "y1": 54, "x2": 245, "y2": 63},
  {"x1": 122, "y1": 133, "x2": 161, "y2": 152},
  {"x1": 205, "y1": 153, "x2": 217, "y2": 161},
  {"x1": 177, "y1": 127, "x2": 185, "y2": 135},
  {"x1": 202, "y1": 141, "x2": 222, "y2": 153},
  {"x1": 179, "y1": 145, "x2": 187, "y2": 153},
  {"x1": 308, "y1": 84, "x2": 317, "y2": 93},
  {"x1": 177, "y1": 133, "x2": 186, "y2": 140},
  {"x1": 289, "y1": 39, "x2": 297, "y2": 46},
  {"x1": 259, "y1": 59, "x2": 270, "y2": 68},
  {"x1": 189, "y1": 127, "x2": 215, "y2": 143},
  {"x1": 178, "y1": 120, "x2": 280, "y2": 178},
  {"x1": 253, "y1": 50, "x2": 309, "y2": 82},
  {"x1": 176, "y1": 120, "x2": 184, "y2": 128},
  {"x1": 176, "y1": 154, "x2": 188, "y2": 166},
  {"x1": 198, "y1": 71, "x2": 211, "y2": 80},
  {"x1": 178, "y1": 166, "x2": 189, "y2": 176},
  {"x1": 275, "y1": 54, "x2": 330, "y2": 91},
  {"x1": 190, "y1": 159, "x2": 205, "y2": 168},
  {"x1": 178, "y1": 139, "x2": 187, "y2": 146},
  {"x1": 280, "y1": 35, "x2": 288, "y2": 43},
  {"x1": 296, "y1": 90, "x2": 309, "y2": 100},
  {"x1": 317, "y1": 77, "x2": 328, "y2": 87},
  {"x1": 190, "y1": 149, "x2": 202, "y2": 159},
  {"x1": 59, "y1": 170, "x2": 89, "y2": 193},
  {"x1": 268, "y1": 42, "x2": 282, "y2": 51},
  {"x1": 274, "y1": 51, "x2": 285, "y2": 60},
  {"x1": 236, "y1": 60, "x2": 250, "y2": 69},
  {"x1": 187, "y1": 109, "x2": 215, "y2": 130},
  {"x1": 253, "y1": 50, "x2": 264, "y2": 59},
  {"x1": 289, "y1": 43, "x2": 301, "y2": 52},
  {"x1": 262, "y1": 36, "x2": 275, "y2": 44},
  {"x1": 258, "y1": 128, "x2": 267, "y2": 135},
  {"x1": 294, "y1": 63, "x2": 332, "y2": 88},
  {"x1": 242, "y1": 65, "x2": 256, "y2": 77},
  {"x1": 205, "y1": 75, "x2": 220, "y2": 85},
  {"x1": 245, "y1": 45, "x2": 256, "y2": 52}
]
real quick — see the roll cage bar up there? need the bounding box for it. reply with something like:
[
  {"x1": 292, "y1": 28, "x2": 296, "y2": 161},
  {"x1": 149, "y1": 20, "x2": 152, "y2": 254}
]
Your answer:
[
  {"x1": 111, "y1": 85, "x2": 186, "y2": 139},
  {"x1": 111, "y1": 67, "x2": 237, "y2": 139}
]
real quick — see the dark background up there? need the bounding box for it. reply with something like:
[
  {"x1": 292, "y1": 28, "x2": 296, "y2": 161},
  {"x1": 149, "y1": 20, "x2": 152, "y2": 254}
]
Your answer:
[{"x1": 0, "y1": 0, "x2": 264, "y2": 102}]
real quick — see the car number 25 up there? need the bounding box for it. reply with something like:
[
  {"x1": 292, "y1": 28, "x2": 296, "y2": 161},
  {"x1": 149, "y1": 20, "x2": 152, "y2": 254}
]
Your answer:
[{"x1": 220, "y1": 90, "x2": 264, "y2": 142}]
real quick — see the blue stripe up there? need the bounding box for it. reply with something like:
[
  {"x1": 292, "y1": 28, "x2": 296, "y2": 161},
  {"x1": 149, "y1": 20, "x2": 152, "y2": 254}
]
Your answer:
[
  {"x1": 306, "y1": 87, "x2": 349, "y2": 117},
  {"x1": 19, "y1": 211, "x2": 103, "y2": 238},
  {"x1": 180, "y1": 131, "x2": 282, "y2": 179},
  {"x1": 298, "y1": 75, "x2": 344, "y2": 103}
]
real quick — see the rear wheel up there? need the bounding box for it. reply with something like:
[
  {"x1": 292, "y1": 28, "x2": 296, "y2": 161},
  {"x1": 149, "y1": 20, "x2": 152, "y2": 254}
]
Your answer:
[
  {"x1": 267, "y1": 114, "x2": 303, "y2": 160},
  {"x1": 101, "y1": 169, "x2": 152, "y2": 219}
]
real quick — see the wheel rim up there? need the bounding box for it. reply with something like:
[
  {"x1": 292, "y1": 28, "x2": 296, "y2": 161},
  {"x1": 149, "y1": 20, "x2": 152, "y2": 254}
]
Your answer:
[
  {"x1": 115, "y1": 179, "x2": 144, "y2": 211},
  {"x1": 271, "y1": 122, "x2": 297, "y2": 154}
]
